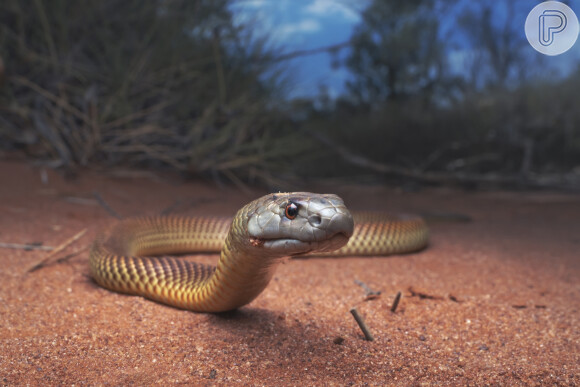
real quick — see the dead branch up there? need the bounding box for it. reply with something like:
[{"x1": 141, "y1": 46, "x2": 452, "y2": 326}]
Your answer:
[
  {"x1": 354, "y1": 279, "x2": 381, "y2": 300},
  {"x1": 0, "y1": 242, "x2": 53, "y2": 251},
  {"x1": 350, "y1": 308, "x2": 374, "y2": 341},
  {"x1": 310, "y1": 131, "x2": 580, "y2": 191},
  {"x1": 93, "y1": 192, "x2": 122, "y2": 219},
  {"x1": 390, "y1": 291, "x2": 402, "y2": 312},
  {"x1": 27, "y1": 228, "x2": 88, "y2": 272},
  {"x1": 272, "y1": 41, "x2": 351, "y2": 62}
]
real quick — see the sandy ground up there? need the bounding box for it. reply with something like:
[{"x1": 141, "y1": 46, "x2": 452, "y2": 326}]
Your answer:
[{"x1": 0, "y1": 159, "x2": 578, "y2": 386}]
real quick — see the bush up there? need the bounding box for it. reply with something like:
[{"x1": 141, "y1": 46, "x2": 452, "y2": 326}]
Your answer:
[{"x1": 0, "y1": 0, "x2": 304, "y2": 186}]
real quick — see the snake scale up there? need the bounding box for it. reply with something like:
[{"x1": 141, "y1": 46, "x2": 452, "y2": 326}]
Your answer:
[{"x1": 90, "y1": 192, "x2": 428, "y2": 312}]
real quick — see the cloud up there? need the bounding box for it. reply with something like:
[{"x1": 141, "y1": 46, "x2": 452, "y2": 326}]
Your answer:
[
  {"x1": 237, "y1": 0, "x2": 268, "y2": 8},
  {"x1": 278, "y1": 19, "x2": 321, "y2": 37},
  {"x1": 304, "y1": 0, "x2": 360, "y2": 22}
]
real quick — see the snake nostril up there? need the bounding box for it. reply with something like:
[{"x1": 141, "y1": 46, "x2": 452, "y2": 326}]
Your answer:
[{"x1": 309, "y1": 215, "x2": 322, "y2": 226}]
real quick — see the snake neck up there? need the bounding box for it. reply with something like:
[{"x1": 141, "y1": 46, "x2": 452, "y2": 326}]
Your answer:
[{"x1": 197, "y1": 211, "x2": 284, "y2": 312}]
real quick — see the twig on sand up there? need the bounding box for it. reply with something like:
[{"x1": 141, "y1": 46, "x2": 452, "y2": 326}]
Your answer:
[
  {"x1": 27, "y1": 228, "x2": 88, "y2": 272},
  {"x1": 0, "y1": 242, "x2": 54, "y2": 251},
  {"x1": 54, "y1": 246, "x2": 90, "y2": 265},
  {"x1": 408, "y1": 286, "x2": 444, "y2": 300},
  {"x1": 354, "y1": 279, "x2": 381, "y2": 300},
  {"x1": 29, "y1": 246, "x2": 90, "y2": 272},
  {"x1": 390, "y1": 291, "x2": 402, "y2": 313},
  {"x1": 350, "y1": 308, "x2": 374, "y2": 341},
  {"x1": 93, "y1": 192, "x2": 122, "y2": 219}
]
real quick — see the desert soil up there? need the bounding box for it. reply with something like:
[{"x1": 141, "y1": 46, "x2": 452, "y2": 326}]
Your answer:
[{"x1": 0, "y1": 159, "x2": 578, "y2": 386}]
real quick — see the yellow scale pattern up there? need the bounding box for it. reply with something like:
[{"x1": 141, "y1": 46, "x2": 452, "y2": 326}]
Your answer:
[{"x1": 90, "y1": 211, "x2": 428, "y2": 312}]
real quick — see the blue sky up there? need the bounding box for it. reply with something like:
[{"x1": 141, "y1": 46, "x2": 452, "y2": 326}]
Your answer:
[
  {"x1": 231, "y1": 0, "x2": 580, "y2": 98},
  {"x1": 231, "y1": 0, "x2": 365, "y2": 98}
]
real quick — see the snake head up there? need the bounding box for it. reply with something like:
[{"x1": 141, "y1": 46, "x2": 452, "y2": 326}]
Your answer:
[{"x1": 244, "y1": 192, "x2": 354, "y2": 256}]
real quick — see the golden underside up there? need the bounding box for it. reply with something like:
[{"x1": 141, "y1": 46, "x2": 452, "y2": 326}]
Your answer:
[{"x1": 90, "y1": 213, "x2": 428, "y2": 312}]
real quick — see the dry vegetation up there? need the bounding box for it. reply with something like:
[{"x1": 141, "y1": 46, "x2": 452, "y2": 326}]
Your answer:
[
  {"x1": 0, "y1": 0, "x2": 305, "y2": 187},
  {"x1": 1, "y1": 0, "x2": 579, "y2": 190}
]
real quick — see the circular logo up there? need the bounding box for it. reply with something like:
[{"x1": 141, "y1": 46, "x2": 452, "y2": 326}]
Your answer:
[{"x1": 525, "y1": 1, "x2": 579, "y2": 56}]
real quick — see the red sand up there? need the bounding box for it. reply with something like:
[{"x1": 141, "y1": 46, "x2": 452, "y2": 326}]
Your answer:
[{"x1": 0, "y1": 159, "x2": 578, "y2": 385}]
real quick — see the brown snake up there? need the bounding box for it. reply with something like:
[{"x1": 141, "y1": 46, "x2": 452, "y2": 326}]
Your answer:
[{"x1": 90, "y1": 192, "x2": 428, "y2": 312}]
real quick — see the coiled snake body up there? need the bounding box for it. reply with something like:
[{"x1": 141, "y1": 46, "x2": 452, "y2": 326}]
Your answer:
[{"x1": 90, "y1": 192, "x2": 428, "y2": 312}]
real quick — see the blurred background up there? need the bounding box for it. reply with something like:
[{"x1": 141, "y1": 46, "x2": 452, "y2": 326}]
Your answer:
[{"x1": 1, "y1": 0, "x2": 579, "y2": 190}]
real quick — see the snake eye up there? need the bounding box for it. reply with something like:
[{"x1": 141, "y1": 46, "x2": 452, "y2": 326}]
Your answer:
[{"x1": 285, "y1": 202, "x2": 299, "y2": 220}]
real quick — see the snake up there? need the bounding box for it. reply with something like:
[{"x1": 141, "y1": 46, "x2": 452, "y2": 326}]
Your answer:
[{"x1": 89, "y1": 192, "x2": 428, "y2": 312}]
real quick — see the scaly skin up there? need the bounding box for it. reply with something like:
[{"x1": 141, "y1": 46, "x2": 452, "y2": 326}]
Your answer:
[{"x1": 89, "y1": 192, "x2": 428, "y2": 312}]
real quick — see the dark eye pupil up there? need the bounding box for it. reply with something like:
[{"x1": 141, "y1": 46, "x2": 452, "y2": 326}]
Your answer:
[{"x1": 285, "y1": 202, "x2": 298, "y2": 219}]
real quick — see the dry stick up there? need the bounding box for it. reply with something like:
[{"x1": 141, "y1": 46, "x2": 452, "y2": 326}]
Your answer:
[
  {"x1": 272, "y1": 41, "x2": 351, "y2": 62},
  {"x1": 310, "y1": 131, "x2": 580, "y2": 190},
  {"x1": 28, "y1": 228, "x2": 88, "y2": 272},
  {"x1": 212, "y1": 28, "x2": 227, "y2": 106},
  {"x1": 29, "y1": 246, "x2": 90, "y2": 272},
  {"x1": 354, "y1": 279, "x2": 381, "y2": 300},
  {"x1": 32, "y1": 0, "x2": 58, "y2": 71},
  {"x1": 0, "y1": 242, "x2": 53, "y2": 251},
  {"x1": 391, "y1": 291, "x2": 402, "y2": 313},
  {"x1": 55, "y1": 246, "x2": 90, "y2": 265},
  {"x1": 93, "y1": 192, "x2": 122, "y2": 219},
  {"x1": 350, "y1": 308, "x2": 374, "y2": 341},
  {"x1": 11, "y1": 76, "x2": 92, "y2": 126},
  {"x1": 103, "y1": 101, "x2": 171, "y2": 129}
]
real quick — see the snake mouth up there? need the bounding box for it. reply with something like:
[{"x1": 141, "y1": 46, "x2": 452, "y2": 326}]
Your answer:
[
  {"x1": 316, "y1": 232, "x2": 351, "y2": 252},
  {"x1": 258, "y1": 231, "x2": 351, "y2": 255}
]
